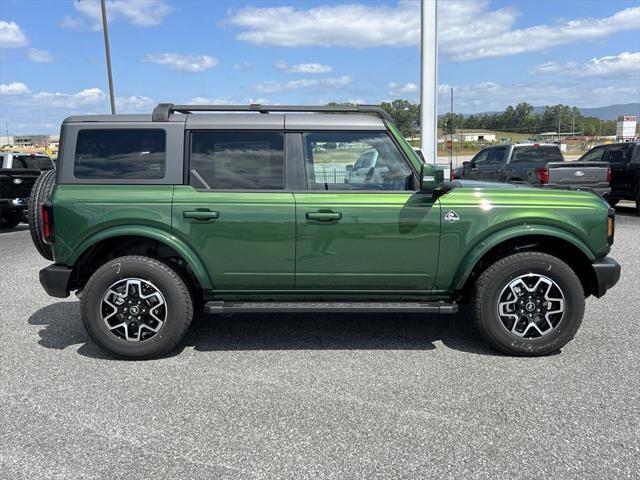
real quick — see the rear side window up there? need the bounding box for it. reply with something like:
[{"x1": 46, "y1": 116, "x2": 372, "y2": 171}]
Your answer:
[
  {"x1": 543, "y1": 147, "x2": 563, "y2": 162},
  {"x1": 511, "y1": 146, "x2": 544, "y2": 163},
  {"x1": 189, "y1": 131, "x2": 284, "y2": 190},
  {"x1": 74, "y1": 129, "x2": 166, "y2": 179},
  {"x1": 607, "y1": 145, "x2": 632, "y2": 163},
  {"x1": 13, "y1": 155, "x2": 54, "y2": 170}
]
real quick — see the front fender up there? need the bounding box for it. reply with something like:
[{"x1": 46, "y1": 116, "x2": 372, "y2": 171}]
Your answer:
[
  {"x1": 68, "y1": 225, "x2": 213, "y2": 291},
  {"x1": 451, "y1": 224, "x2": 595, "y2": 291}
]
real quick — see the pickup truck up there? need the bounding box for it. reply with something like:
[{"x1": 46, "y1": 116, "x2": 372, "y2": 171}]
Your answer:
[
  {"x1": 458, "y1": 143, "x2": 610, "y2": 197},
  {"x1": 578, "y1": 141, "x2": 639, "y2": 213},
  {"x1": 0, "y1": 152, "x2": 55, "y2": 228}
]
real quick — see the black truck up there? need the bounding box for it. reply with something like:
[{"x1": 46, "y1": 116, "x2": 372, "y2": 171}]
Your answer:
[
  {"x1": 457, "y1": 143, "x2": 610, "y2": 197},
  {"x1": 0, "y1": 152, "x2": 55, "y2": 228},
  {"x1": 578, "y1": 141, "x2": 640, "y2": 213}
]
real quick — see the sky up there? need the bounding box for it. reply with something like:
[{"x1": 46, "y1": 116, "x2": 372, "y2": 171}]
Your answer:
[{"x1": 0, "y1": 0, "x2": 639, "y2": 134}]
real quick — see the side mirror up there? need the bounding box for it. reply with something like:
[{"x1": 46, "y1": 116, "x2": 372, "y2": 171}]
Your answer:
[
  {"x1": 420, "y1": 164, "x2": 444, "y2": 191},
  {"x1": 462, "y1": 161, "x2": 470, "y2": 167},
  {"x1": 345, "y1": 165, "x2": 353, "y2": 173}
]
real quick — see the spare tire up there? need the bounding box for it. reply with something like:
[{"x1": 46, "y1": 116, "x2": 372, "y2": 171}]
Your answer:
[{"x1": 28, "y1": 169, "x2": 56, "y2": 260}]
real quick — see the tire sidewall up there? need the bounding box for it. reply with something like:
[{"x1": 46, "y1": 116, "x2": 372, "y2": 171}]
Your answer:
[
  {"x1": 478, "y1": 255, "x2": 584, "y2": 356},
  {"x1": 82, "y1": 258, "x2": 191, "y2": 359}
]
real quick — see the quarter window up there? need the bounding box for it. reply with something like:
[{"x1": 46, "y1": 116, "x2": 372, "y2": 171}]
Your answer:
[
  {"x1": 189, "y1": 131, "x2": 284, "y2": 190},
  {"x1": 303, "y1": 132, "x2": 413, "y2": 191},
  {"x1": 74, "y1": 129, "x2": 166, "y2": 179}
]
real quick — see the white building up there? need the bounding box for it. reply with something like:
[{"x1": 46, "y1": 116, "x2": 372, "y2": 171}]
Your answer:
[
  {"x1": 460, "y1": 132, "x2": 496, "y2": 142},
  {"x1": 616, "y1": 115, "x2": 637, "y2": 141}
]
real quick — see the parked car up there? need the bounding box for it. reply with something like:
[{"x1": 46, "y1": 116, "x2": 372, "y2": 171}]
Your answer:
[
  {"x1": 578, "y1": 142, "x2": 640, "y2": 213},
  {"x1": 458, "y1": 143, "x2": 610, "y2": 197},
  {"x1": 345, "y1": 149, "x2": 389, "y2": 185},
  {"x1": 31, "y1": 103, "x2": 620, "y2": 359},
  {"x1": 0, "y1": 152, "x2": 54, "y2": 228}
]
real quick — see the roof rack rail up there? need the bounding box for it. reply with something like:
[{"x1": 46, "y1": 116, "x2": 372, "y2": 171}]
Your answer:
[{"x1": 151, "y1": 103, "x2": 393, "y2": 123}]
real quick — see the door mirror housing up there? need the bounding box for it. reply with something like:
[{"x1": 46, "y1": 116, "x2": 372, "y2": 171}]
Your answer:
[
  {"x1": 345, "y1": 165, "x2": 353, "y2": 173},
  {"x1": 420, "y1": 164, "x2": 444, "y2": 191}
]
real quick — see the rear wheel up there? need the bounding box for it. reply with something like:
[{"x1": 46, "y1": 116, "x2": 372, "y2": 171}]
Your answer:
[
  {"x1": 81, "y1": 255, "x2": 193, "y2": 359},
  {"x1": 607, "y1": 198, "x2": 619, "y2": 207},
  {"x1": 472, "y1": 252, "x2": 584, "y2": 356},
  {"x1": 28, "y1": 169, "x2": 56, "y2": 260}
]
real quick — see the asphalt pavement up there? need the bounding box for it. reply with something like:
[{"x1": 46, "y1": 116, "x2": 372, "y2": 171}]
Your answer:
[{"x1": 1, "y1": 205, "x2": 639, "y2": 479}]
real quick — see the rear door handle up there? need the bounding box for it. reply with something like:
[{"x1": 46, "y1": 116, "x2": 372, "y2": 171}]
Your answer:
[
  {"x1": 183, "y1": 210, "x2": 219, "y2": 221},
  {"x1": 306, "y1": 211, "x2": 342, "y2": 222}
]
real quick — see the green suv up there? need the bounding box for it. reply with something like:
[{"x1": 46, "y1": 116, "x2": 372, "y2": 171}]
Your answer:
[{"x1": 32, "y1": 103, "x2": 621, "y2": 359}]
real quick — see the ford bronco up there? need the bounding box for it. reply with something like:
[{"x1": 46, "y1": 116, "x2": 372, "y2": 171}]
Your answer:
[{"x1": 31, "y1": 104, "x2": 621, "y2": 359}]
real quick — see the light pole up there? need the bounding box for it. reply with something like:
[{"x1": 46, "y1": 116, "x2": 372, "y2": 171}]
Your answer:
[
  {"x1": 100, "y1": 0, "x2": 116, "y2": 114},
  {"x1": 420, "y1": 0, "x2": 438, "y2": 164}
]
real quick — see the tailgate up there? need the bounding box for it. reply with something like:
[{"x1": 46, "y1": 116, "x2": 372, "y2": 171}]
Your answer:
[
  {"x1": 546, "y1": 161, "x2": 609, "y2": 187},
  {"x1": 0, "y1": 169, "x2": 41, "y2": 199}
]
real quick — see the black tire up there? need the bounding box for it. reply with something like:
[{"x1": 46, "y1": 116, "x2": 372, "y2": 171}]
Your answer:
[
  {"x1": 81, "y1": 255, "x2": 193, "y2": 359},
  {"x1": 635, "y1": 192, "x2": 640, "y2": 216},
  {"x1": 28, "y1": 169, "x2": 56, "y2": 260},
  {"x1": 0, "y1": 212, "x2": 21, "y2": 229},
  {"x1": 472, "y1": 252, "x2": 585, "y2": 356},
  {"x1": 607, "y1": 198, "x2": 619, "y2": 207}
]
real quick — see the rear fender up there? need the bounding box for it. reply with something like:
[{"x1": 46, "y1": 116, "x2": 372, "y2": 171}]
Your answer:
[{"x1": 68, "y1": 225, "x2": 213, "y2": 290}]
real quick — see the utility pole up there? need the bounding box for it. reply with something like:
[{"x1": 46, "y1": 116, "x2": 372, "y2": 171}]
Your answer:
[
  {"x1": 449, "y1": 87, "x2": 453, "y2": 175},
  {"x1": 558, "y1": 111, "x2": 561, "y2": 144},
  {"x1": 420, "y1": 0, "x2": 438, "y2": 164},
  {"x1": 100, "y1": 0, "x2": 116, "y2": 114}
]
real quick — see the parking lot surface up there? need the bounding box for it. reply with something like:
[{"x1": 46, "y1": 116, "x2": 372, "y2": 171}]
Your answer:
[{"x1": 1, "y1": 205, "x2": 639, "y2": 480}]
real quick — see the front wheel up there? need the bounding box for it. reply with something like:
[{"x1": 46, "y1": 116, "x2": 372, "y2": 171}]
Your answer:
[
  {"x1": 0, "y1": 212, "x2": 21, "y2": 229},
  {"x1": 81, "y1": 255, "x2": 193, "y2": 359},
  {"x1": 472, "y1": 252, "x2": 585, "y2": 356}
]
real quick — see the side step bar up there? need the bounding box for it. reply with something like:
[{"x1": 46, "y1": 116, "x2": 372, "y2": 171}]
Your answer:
[{"x1": 204, "y1": 301, "x2": 458, "y2": 314}]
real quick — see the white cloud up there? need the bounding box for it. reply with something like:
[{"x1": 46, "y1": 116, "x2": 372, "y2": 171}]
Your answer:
[
  {"x1": 532, "y1": 51, "x2": 640, "y2": 78},
  {"x1": 116, "y1": 95, "x2": 154, "y2": 110},
  {"x1": 142, "y1": 53, "x2": 218, "y2": 72},
  {"x1": 31, "y1": 88, "x2": 106, "y2": 108},
  {"x1": 0, "y1": 82, "x2": 31, "y2": 95},
  {"x1": 255, "y1": 76, "x2": 352, "y2": 93},
  {"x1": 187, "y1": 96, "x2": 269, "y2": 105},
  {"x1": 437, "y1": 81, "x2": 640, "y2": 114},
  {"x1": 27, "y1": 48, "x2": 54, "y2": 63},
  {"x1": 389, "y1": 82, "x2": 418, "y2": 95},
  {"x1": 0, "y1": 21, "x2": 28, "y2": 48},
  {"x1": 233, "y1": 61, "x2": 251, "y2": 70},
  {"x1": 62, "y1": 0, "x2": 172, "y2": 30},
  {"x1": 276, "y1": 61, "x2": 333, "y2": 74},
  {"x1": 227, "y1": 1, "x2": 640, "y2": 62}
]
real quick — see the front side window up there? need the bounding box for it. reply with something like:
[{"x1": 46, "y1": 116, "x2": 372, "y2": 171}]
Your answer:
[
  {"x1": 190, "y1": 131, "x2": 284, "y2": 190},
  {"x1": 471, "y1": 149, "x2": 490, "y2": 165},
  {"x1": 74, "y1": 129, "x2": 166, "y2": 179},
  {"x1": 304, "y1": 132, "x2": 413, "y2": 191},
  {"x1": 581, "y1": 146, "x2": 606, "y2": 162}
]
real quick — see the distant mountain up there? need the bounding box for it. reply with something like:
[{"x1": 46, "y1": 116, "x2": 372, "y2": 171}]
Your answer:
[
  {"x1": 576, "y1": 103, "x2": 640, "y2": 120},
  {"x1": 461, "y1": 103, "x2": 640, "y2": 121}
]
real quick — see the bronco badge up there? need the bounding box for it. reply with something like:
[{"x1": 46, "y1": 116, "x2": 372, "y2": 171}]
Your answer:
[{"x1": 444, "y1": 210, "x2": 460, "y2": 223}]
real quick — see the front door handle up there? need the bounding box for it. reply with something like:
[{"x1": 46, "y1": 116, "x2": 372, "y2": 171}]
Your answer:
[
  {"x1": 306, "y1": 211, "x2": 342, "y2": 222},
  {"x1": 183, "y1": 210, "x2": 219, "y2": 221}
]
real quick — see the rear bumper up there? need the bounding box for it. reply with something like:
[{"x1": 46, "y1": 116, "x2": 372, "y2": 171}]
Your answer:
[
  {"x1": 543, "y1": 184, "x2": 610, "y2": 198},
  {"x1": 591, "y1": 256, "x2": 621, "y2": 298},
  {"x1": 39, "y1": 264, "x2": 72, "y2": 298}
]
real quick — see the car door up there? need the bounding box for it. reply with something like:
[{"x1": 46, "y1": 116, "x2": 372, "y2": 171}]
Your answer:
[
  {"x1": 483, "y1": 146, "x2": 508, "y2": 182},
  {"x1": 603, "y1": 144, "x2": 632, "y2": 197},
  {"x1": 172, "y1": 129, "x2": 296, "y2": 291},
  {"x1": 465, "y1": 148, "x2": 490, "y2": 180},
  {"x1": 293, "y1": 130, "x2": 441, "y2": 291}
]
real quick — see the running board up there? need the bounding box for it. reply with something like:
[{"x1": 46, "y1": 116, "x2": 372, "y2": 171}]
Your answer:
[{"x1": 204, "y1": 301, "x2": 458, "y2": 314}]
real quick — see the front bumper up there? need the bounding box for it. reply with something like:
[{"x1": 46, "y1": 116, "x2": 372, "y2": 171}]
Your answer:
[
  {"x1": 39, "y1": 264, "x2": 72, "y2": 298},
  {"x1": 591, "y1": 256, "x2": 621, "y2": 298}
]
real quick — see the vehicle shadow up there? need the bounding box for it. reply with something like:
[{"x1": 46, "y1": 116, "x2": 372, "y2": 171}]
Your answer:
[
  {"x1": 0, "y1": 224, "x2": 29, "y2": 234},
  {"x1": 28, "y1": 301, "x2": 500, "y2": 360}
]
